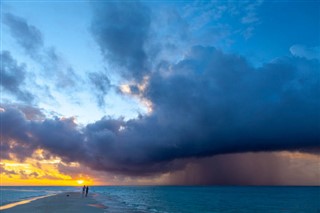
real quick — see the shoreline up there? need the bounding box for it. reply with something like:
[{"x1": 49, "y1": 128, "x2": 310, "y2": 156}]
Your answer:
[
  {"x1": 0, "y1": 194, "x2": 57, "y2": 211},
  {"x1": 0, "y1": 192, "x2": 106, "y2": 213}
]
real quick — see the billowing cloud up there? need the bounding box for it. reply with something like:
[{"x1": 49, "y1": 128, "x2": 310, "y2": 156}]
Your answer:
[
  {"x1": 0, "y1": 51, "x2": 34, "y2": 102},
  {"x1": 0, "y1": 108, "x2": 36, "y2": 161},
  {"x1": 1, "y1": 46, "x2": 319, "y2": 178},
  {"x1": 82, "y1": 46, "x2": 319, "y2": 174},
  {"x1": 90, "y1": 1, "x2": 151, "y2": 81},
  {"x1": 0, "y1": 107, "x2": 82, "y2": 162}
]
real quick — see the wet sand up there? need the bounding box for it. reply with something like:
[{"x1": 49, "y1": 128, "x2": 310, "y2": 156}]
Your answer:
[{"x1": 0, "y1": 192, "x2": 106, "y2": 213}]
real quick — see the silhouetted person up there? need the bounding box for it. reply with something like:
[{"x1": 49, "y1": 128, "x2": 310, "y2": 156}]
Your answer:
[
  {"x1": 85, "y1": 186, "x2": 89, "y2": 197},
  {"x1": 82, "y1": 185, "x2": 86, "y2": 197}
]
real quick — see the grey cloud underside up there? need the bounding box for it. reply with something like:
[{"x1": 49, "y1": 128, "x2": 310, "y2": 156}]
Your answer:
[
  {"x1": 1, "y1": 46, "x2": 319, "y2": 175},
  {"x1": 0, "y1": 51, "x2": 34, "y2": 102}
]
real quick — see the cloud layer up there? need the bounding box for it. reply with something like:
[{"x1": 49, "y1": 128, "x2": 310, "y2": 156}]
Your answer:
[{"x1": 1, "y1": 45, "x2": 319, "y2": 176}]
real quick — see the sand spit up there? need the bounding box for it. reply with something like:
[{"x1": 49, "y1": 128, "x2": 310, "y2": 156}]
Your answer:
[{"x1": 0, "y1": 192, "x2": 105, "y2": 213}]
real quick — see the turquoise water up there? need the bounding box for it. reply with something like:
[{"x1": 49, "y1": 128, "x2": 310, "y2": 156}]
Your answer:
[
  {"x1": 1, "y1": 186, "x2": 319, "y2": 212},
  {"x1": 92, "y1": 186, "x2": 320, "y2": 213}
]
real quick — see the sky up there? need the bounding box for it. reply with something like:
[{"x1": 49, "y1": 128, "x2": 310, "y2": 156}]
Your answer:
[{"x1": 0, "y1": 0, "x2": 319, "y2": 186}]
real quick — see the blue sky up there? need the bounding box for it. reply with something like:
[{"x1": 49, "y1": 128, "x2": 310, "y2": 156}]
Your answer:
[
  {"x1": 2, "y1": 1, "x2": 319, "y2": 124},
  {"x1": 2, "y1": 0, "x2": 148, "y2": 123},
  {"x1": 1, "y1": 0, "x2": 319, "y2": 185}
]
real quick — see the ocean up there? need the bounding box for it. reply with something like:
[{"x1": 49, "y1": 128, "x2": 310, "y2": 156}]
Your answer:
[{"x1": 0, "y1": 186, "x2": 319, "y2": 212}]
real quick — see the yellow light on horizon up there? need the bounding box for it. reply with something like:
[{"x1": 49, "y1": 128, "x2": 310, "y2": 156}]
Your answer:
[
  {"x1": 0, "y1": 151, "x2": 96, "y2": 186},
  {"x1": 77, "y1": 180, "x2": 84, "y2": 185}
]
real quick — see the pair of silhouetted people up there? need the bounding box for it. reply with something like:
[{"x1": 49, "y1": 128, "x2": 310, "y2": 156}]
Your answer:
[{"x1": 82, "y1": 185, "x2": 89, "y2": 197}]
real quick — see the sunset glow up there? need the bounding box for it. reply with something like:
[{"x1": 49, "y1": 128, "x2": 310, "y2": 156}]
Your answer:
[
  {"x1": 0, "y1": 149, "x2": 94, "y2": 186},
  {"x1": 77, "y1": 180, "x2": 84, "y2": 185}
]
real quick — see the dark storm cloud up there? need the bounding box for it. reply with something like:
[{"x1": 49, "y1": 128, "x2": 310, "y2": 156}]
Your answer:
[
  {"x1": 1, "y1": 46, "x2": 319, "y2": 176},
  {"x1": 30, "y1": 117, "x2": 85, "y2": 162},
  {"x1": 88, "y1": 72, "x2": 111, "y2": 107},
  {"x1": 0, "y1": 108, "x2": 83, "y2": 162},
  {"x1": 0, "y1": 51, "x2": 34, "y2": 102},
  {"x1": 0, "y1": 108, "x2": 36, "y2": 160},
  {"x1": 3, "y1": 13, "x2": 43, "y2": 57},
  {"x1": 1, "y1": 103, "x2": 46, "y2": 121},
  {"x1": 81, "y1": 47, "x2": 319, "y2": 175},
  {"x1": 91, "y1": 1, "x2": 151, "y2": 81}
]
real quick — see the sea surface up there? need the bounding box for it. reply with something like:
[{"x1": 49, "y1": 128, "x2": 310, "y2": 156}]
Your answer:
[{"x1": 0, "y1": 186, "x2": 319, "y2": 213}]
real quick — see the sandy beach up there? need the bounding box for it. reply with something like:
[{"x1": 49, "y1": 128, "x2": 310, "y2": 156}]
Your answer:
[{"x1": 0, "y1": 192, "x2": 106, "y2": 213}]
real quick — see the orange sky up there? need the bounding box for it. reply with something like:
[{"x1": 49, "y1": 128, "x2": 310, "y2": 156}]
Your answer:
[{"x1": 0, "y1": 149, "x2": 94, "y2": 186}]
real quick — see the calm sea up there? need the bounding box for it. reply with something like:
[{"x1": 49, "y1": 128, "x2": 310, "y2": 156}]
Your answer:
[{"x1": 0, "y1": 186, "x2": 319, "y2": 212}]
